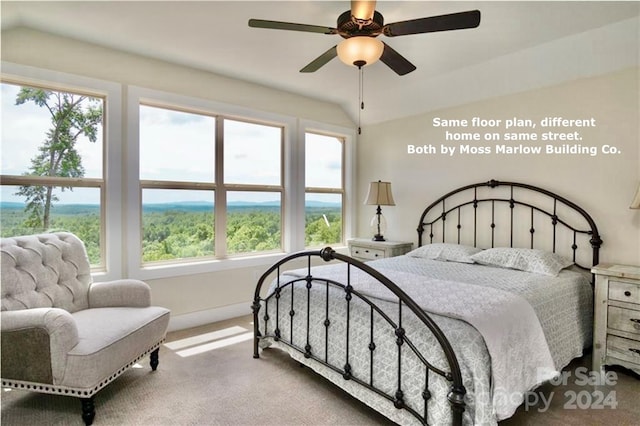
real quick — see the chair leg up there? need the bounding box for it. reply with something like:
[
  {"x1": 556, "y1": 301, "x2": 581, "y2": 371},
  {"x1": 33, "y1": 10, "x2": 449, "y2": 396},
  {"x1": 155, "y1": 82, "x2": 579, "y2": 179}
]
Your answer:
[
  {"x1": 78, "y1": 349, "x2": 158, "y2": 425},
  {"x1": 80, "y1": 397, "x2": 95, "y2": 425},
  {"x1": 150, "y1": 348, "x2": 159, "y2": 371}
]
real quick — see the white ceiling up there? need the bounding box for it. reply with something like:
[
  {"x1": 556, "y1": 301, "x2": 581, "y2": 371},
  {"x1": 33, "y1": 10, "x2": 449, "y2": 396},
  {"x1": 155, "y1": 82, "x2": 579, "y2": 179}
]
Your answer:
[{"x1": 2, "y1": 1, "x2": 639, "y2": 125}]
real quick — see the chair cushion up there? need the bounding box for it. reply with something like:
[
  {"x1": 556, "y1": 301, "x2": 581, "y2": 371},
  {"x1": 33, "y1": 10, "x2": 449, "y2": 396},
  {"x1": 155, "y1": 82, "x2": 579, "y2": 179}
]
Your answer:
[
  {"x1": 61, "y1": 306, "x2": 170, "y2": 390},
  {"x1": 1, "y1": 233, "x2": 92, "y2": 313}
]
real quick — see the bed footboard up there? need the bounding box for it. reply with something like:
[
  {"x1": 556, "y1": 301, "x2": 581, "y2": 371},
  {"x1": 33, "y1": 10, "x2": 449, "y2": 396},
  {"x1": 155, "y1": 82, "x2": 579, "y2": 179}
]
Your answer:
[{"x1": 252, "y1": 247, "x2": 465, "y2": 426}]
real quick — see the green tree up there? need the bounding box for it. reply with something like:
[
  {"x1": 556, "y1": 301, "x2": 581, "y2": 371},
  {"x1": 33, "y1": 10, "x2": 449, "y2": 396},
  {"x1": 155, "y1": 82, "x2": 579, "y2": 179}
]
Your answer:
[{"x1": 14, "y1": 87, "x2": 102, "y2": 229}]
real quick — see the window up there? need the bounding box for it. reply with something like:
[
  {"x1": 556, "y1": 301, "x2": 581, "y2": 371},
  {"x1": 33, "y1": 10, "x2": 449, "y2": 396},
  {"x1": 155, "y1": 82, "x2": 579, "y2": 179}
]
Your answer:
[
  {"x1": 139, "y1": 105, "x2": 216, "y2": 263},
  {"x1": 0, "y1": 81, "x2": 106, "y2": 267},
  {"x1": 305, "y1": 132, "x2": 344, "y2": 247},
  {"x1": 224, "y1": 119, "x2": 283, "y2": 255},
  {"x1": 128, "y1": 87, "x2": 354, "y2": 278},
  {"x1": 138, "y1": 103, "x2": 283, "y2": 264}
]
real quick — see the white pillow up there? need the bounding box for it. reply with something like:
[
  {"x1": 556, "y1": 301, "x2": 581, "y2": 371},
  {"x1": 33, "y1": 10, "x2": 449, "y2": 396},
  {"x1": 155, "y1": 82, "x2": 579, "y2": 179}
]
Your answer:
[
  {"x1": 470, "y1": 247, "x2": 573, "y2": 276},
  {"x1": 407, "y1": 243, "x2": 483, "y2": 264}
]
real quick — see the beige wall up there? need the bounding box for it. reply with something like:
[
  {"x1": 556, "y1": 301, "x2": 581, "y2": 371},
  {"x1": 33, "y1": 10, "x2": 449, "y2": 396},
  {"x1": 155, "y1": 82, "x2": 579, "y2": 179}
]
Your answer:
[
  {"x1": 1, "y1": 27, "x2": 354, "y2": 127},
  {"x1": 357, "y1": 68, "x2": 640, "y2": 266}
]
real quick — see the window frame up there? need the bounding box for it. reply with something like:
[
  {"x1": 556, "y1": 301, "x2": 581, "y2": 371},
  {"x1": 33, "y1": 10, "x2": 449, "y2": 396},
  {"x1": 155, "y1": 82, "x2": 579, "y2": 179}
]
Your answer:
[
  {"x1": 303, "y1": 130, "x2": 346, "y2": 248},
  {"x1": 296, "y1": 120, "x2": 356, "y2": 252},
  {"x1": 0, "y1": 62, "x2": 123, "y2": 281},
  {"x1": 138, "y1": 101, "x2": 218, "y2": 264},
  {"x1": 127, "y1": 89, "x2": 356, "y2": 279},
  {"x1": 220, "y1": 116, "x2": 286, "y2": 257},
  {"x1": 137, "y1": 102, "x2": 287, "y2": 264},
  {"x1": 127, "y1": 86, "x2": 301, "y2": 279}
]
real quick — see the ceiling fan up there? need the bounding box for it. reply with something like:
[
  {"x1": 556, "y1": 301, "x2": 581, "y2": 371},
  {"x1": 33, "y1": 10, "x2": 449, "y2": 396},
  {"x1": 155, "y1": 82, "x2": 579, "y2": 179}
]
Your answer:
[{"x1": 248, "y1": 1, "x2": 481, "y2": 76}]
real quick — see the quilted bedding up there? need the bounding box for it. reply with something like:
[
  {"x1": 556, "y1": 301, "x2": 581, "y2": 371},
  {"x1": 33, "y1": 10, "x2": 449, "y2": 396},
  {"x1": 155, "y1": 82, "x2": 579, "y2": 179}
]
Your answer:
[{"x1": 258, "y1": 256, "x2": 593, "y2": 425}]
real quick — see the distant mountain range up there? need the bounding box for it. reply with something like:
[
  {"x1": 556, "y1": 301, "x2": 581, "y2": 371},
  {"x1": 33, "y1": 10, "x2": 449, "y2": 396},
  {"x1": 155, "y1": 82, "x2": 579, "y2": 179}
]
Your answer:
[
  {"x1": 1, "y1": 202, "x2": 31, "y2": 209},
  {"x1": 1, "y1": 200, "x2": 340, "y2": 213}
]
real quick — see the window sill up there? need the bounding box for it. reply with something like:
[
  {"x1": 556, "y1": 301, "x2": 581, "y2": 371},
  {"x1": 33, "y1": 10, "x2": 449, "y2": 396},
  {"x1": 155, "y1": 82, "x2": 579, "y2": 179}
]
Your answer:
[{"x1": 124, "y1": 245, "x2": 349, "y2": 281}]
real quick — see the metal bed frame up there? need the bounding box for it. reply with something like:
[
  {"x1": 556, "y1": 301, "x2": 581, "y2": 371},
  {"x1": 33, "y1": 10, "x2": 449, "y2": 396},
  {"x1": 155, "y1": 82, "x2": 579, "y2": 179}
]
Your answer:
[
  {"x1": 417, "y1": 179, "x2": 601, "y2": 270},
  {"x1": 252, "y1": 179, "x2": 602, "y2": 425}
]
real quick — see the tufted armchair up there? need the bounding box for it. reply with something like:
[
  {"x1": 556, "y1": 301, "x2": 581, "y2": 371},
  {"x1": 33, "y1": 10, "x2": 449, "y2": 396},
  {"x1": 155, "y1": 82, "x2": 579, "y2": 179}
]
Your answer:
[{"x1": 1, "y1": 232, "x2": 170, "y2": 425}]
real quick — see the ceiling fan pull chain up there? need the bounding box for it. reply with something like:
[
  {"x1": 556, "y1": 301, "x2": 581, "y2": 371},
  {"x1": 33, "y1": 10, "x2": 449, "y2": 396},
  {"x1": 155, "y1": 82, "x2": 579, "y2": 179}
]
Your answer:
[{"x1": 358, "y1": 65, "x2": 364, "y2": 134}]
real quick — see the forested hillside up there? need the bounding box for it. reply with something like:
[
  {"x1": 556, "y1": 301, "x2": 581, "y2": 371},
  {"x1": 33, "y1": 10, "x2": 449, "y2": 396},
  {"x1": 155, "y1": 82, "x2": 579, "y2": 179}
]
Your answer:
[{"x1": 0, "y1": 203, "x2": 342, "y2": 264}]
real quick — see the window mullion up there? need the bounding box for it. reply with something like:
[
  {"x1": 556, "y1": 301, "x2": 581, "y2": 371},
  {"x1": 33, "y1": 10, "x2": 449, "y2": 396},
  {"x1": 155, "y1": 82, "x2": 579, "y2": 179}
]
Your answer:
[
  {"x1": 215, "y1": 117, "x2": 226, "y2": 257},
  {"x1": 224, "y1": 183, "x2": 283, "y2": 192},
  {"x1": 305, "y1": 186, "x2": 344, "y2": 194},
  {"x1": 140, "y1": 180, "x2": 216, "y2": 191},
  {"x1": 0, "y1": 175, "x2": 103, "y2": 187}
]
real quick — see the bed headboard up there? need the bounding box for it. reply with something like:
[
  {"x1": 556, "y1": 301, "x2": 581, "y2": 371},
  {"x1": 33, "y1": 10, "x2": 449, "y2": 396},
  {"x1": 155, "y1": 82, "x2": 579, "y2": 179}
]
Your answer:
[{"x1": 417, "y1": 179, "x2": 602, "y2": 270}]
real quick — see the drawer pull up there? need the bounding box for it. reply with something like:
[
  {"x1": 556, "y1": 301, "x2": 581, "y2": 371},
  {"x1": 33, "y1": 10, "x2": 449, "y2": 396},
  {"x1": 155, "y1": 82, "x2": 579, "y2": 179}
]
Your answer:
[
  {"x1": 631, "y1": 318, "x2": 640, "y2": 330},
  {"x1": 630, "y1": 348, "x2": 640, "y2": 356},
  {"x1": 625, "y1": 291, "x2": 632, "y2": 297}
]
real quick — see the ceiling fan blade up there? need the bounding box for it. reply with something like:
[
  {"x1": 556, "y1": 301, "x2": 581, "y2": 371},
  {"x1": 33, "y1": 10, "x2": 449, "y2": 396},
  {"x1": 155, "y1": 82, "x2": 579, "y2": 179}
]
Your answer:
[
  {"x1": 383, "y1": 10, "x2": 480, "y2": 37},
  {"x1": 380, "y1": 43, "x2": 416, "y2": 76},
  {"x1": 249, "y1": 19, "x2": 338, "y2": 35},
  {"x1": 300, "y1": 46, "x2": 338, "y2": 73}
]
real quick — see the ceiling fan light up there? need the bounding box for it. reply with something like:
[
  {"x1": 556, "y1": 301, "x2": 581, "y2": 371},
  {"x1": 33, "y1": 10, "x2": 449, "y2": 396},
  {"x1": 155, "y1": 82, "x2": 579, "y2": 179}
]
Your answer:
[{"x1": 337, "y1": 36, "x2": 384, "y2": 67}]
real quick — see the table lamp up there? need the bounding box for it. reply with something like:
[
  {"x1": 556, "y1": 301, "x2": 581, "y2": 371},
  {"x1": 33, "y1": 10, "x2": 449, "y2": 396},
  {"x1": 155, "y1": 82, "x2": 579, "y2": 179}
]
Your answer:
[{"x1": 364, "y1": 180, "x2": 395, "y2": 241}]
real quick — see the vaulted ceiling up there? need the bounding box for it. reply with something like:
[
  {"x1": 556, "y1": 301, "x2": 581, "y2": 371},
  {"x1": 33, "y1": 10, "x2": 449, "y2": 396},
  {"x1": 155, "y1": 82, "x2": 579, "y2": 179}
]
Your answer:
[{"x1": 2, "y1": 1, "x2": 638, "y2": 125}]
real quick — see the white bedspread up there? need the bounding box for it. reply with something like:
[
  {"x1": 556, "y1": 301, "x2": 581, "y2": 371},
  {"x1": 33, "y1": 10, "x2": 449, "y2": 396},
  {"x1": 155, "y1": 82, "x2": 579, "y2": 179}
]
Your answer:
[
  {"x1": 281, "y1": 264, "x2": 557, "y2": 420},
  {"x1": 261, "y1": 256, "x2": 593, "y2": 425}
]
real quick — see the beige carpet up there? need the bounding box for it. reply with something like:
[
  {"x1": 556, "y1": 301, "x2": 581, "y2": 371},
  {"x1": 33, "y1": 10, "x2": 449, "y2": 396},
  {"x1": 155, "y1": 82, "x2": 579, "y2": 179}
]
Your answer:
[{"x1": 2, "y1": 315, "x2": 639, "y2": 425}]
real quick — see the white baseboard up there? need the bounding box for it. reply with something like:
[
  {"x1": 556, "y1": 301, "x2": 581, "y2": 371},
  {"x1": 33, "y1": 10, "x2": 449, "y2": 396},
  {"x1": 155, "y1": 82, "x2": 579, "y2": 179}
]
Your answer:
[{"x1": 167, "y1": 301, "x2": 252, "y2": 332}]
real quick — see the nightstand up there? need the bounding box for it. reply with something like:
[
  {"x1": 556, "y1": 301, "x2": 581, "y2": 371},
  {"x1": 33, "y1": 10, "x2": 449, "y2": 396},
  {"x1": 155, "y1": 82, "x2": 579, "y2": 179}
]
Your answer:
[
  {"x1": 347, "y1": 238, "x2": 413, "y2": 262},
  {"x1": 592, "y1": 263, "x2": 640, "y2": 376}
]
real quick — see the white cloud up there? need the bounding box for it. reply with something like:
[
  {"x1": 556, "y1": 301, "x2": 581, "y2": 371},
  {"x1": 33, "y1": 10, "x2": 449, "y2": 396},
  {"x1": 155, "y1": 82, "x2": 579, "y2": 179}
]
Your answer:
[{"x1": 2, "y1": 85, "x2": 344, "y2": 205}]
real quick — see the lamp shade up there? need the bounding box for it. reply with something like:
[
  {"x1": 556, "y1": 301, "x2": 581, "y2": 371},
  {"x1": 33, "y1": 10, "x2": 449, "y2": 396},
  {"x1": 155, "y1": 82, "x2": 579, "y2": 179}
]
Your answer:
[
  {"x1": 631, "y1": 183, "x2": 640, "y2": 209},
  {"x1": 337, "y1": 36, "x2": 384, "y2": 67},
  {"x1": 365, "y1": 181, "x2": 395, "y2": 206}
]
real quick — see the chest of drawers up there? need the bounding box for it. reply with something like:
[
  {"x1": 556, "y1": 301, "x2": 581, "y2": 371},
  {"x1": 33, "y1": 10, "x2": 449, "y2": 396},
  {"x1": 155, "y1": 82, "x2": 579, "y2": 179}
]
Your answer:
[{"x1": 592, "y1": 263, "x2": 640, "y2": 375}]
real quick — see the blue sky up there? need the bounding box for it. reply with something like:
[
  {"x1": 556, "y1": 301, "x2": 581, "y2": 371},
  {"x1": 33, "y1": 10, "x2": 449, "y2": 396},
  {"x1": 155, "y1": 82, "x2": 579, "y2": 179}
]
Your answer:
[{"x1": 1, "y1": 83, "x2": 342, "y2": 205}]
